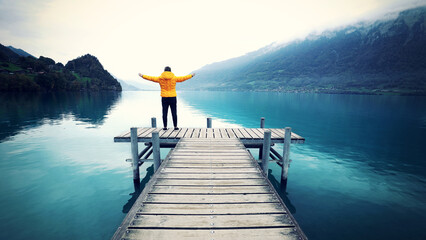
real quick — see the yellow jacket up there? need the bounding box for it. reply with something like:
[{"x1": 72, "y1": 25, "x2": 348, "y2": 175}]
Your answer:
[{"x1": 142, "y1": 71, "x2": 193, "y2": 97}]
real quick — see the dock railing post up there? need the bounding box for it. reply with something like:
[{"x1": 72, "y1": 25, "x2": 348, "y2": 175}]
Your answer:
[
  {"x1": 130, "y1": 127, "x2": 140, "y2": 181},
  {"x1": 152, "y1": 130, "x2": 161, "y2": 172},
  {"x1": 207, "y1": 117, "x2": 212, "y2": 128},
  {"x1": 261, "y1": 130, "x2": 271, "y2": 176},
  {"x1": 259, "y1": 117, "x2": 265, "y2": 159},
  {"x1": 281, "y1": 127, "x2": 292, "y2": 186},
  {"x1": 151, "y1": 117, "x2": 157, "y2": 128}
]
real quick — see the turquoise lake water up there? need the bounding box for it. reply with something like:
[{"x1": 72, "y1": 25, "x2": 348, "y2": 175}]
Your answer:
[{"x1": 0, "y1": 91, "x2": 425, "y2": 239}]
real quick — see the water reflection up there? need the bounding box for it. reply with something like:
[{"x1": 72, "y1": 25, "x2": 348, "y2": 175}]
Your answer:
[
  {"x1": 0, "y1": 91, "x2": 121, "y2": 142},
  {"x1": 122, "y1": 165, "x2": 154, "y2": 213},
  {"x1": 268, "y1": 169, "x2": 297, "y2": 214}
]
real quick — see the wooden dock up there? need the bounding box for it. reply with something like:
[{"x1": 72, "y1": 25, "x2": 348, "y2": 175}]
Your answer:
[
  {"x1": 113, "y1": 118, "x2": 306, "y2": 239},
  {"x1": 114, "y1": 127, "x2": 305, "y2": 145},
  {"x1": 113, "y1": 137, "x2": 306, "y2": 239}
]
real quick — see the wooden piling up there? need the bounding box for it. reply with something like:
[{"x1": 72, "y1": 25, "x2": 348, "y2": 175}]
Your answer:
[
  {"x1": 261, "y1": 130, "x2": 271, "y2": 176},
  {"x1": 151, "y1": 117, "x2": 157, "y2": 128},
  {"x1": 281, "y1": 127, "x2": 292, "y2": 185},
  {"x1": 130, "y1": 127, "x2": 140, "y2": 180},
  {"x1": 152, "y1": 130, "x2": 161, "y2": 172},
  {"x1": 207, "y1": 117, "x2": 212, "y2": 128},
  {"x1": 259, "y1": 117, "x2": 266, "y2": 160}
]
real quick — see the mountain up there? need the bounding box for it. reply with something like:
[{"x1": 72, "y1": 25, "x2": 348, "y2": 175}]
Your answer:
[
  {"x1": 118, "y1": 79, "x2": 141, "y2": 91},
  {"x1": 65, "y1": 54, "x2": 121, "y2": 91},
  {"x1": 0, "y1": 45, "x2": 122, "y2": 92},
  {"x1": 7, "y1": 46, "x2": 34, "y2": 58},
  {"x1": 181, "y1": 6, "x2": 426, "y2": 95}
]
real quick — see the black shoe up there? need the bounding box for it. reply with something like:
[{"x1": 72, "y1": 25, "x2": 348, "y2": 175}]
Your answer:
[
  {"x1": 174, "y1": 127, "x2": 179, "y2": 130},
  {"x1": 162, "y1": 127, "x2": 167, "y2": 130}
]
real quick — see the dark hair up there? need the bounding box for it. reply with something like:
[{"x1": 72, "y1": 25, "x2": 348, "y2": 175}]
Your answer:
[{"x1": 164, "y1": 66, "x2": 171, "y2": 72}]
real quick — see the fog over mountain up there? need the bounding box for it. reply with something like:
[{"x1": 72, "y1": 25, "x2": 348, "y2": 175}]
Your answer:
[{"x1": 181, "y1": 6, "x2": 426, "y2": 95}]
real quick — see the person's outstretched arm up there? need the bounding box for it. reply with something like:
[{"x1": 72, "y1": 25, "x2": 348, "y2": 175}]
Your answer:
[
  {"x1": 176, "y1": 73, "x2": 196, "y2": 82},
  {"x1": 138, "y1": 73, "x2": 159, "y2": 83}
]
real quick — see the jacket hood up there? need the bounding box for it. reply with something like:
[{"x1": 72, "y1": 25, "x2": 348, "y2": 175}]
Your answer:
[{"x1": 160, "y1": 71, "x2": 175, "y2": 80}]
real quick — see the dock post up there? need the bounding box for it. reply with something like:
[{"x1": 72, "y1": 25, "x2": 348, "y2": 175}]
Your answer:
[
  {"x1": 152, "y1": 130, "x2": 161, "y2": 172},
  {"x1": 281, "y1": 127, "x2": 292, "y2": 186},
  {"x1": 259, "y1": 117, "x2": 265, "y2": 159},
  {"x1": 261, "y1": 130, "x2": 271, "y2": 176},
  {"x1": 207, "y1": 117, "x2": 212, "y2": 128},
  {"x1": 151, "y1": 117, "x2": 157, "y2": 128},
  {"x1": 130, "y1": 127, "x2": 140, "y2": 181}
]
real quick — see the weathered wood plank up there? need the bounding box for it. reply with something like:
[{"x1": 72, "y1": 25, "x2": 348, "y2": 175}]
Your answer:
[
  {"x1": 219, "y1": 128, "x2": 229, "y2": 138},
  {"x1": 273, "y1": 128, "x2": 285, "y2": 137},
  {"x1": 118, "y1": 130, "x2": 131, "y2": 138},
  {"x1": 231, "y1": 128, "x2": 245, "y2": 139},
  {"x1": 226, "y1": 128, "x2": 237, "y2": 138},
  {"x1": 168, "y1": 161, "x2": 254, "y2": 165},
  {"x1": 136, "y1": 127, "x2": 149, "y2": 137},
  {"x1": 213, "y1": 128, "x2": 222, "y2": 138},
  {"x1": 273, "y1": 128, "x2": 304, "y2": 141},
  {"x1": 176, "y1": 146, "x2": 244, "y2": 150},
  {"x1": 183, "y1": 128, "x2": 194, "y2": 138},
  {"x1": 168, "y1": 159, "x2": 253, "y2": 164},
  {"x1": 137, "y1": 202, "x2": 287, "y2": 215},
  {"x1": 170, "y1": 155, "x2": 250, "y2": 159},
  {"x1": 169, "y1": 154, "x2": 251, "y2": 158},
  {"x1": 246, "y1": 128, "x2": 262, "y2": 139},
  {"x1": 160, "y1": 127, "x2": 175, "y2": 138},
  {"x1": 199, "y1": 128, "x2": 207, "y2": 138},
  {"x1": 170, "y1": 153, "x2": 249, "y2": 157},
  {"x1": 155, "y1": 178, "x2": 267, "y2": 186},
  {"x1": 191, "y1": 128, "x2": 200, "y2": 138},
  {"x1": 173, "y1": 149, "x2": 247, "y2": 153},
  {"x1": 169, "y1": 158, "x2": 252, "y2": 162},
  {"x1": 140, "y1": 128, "x2": 161, "y2": 138},
  {"x1": 158, "y1": 173, "x2": 263, "y2": 179},
  {"x1": 122, "y1": 228, "x2": 300, "y2": 240},
  {"x1": 178, "y1": 141, "x2": 243, "y2": 144},
  {"x1": 252, "y1": 128, "x2": 266, "y2": 139},
  {"x1": 206, "y1": 128, "x2": 214, "y2": 139},
  {"x1": 161, "y1": 168, "x2": 260, "y2": 173},
  {"x1": 165, "y1": 164, "x2": 255, "y2": 168},
  {"x1": 131, "y1": 213, "x2": 293, "y2": 228},
  {"x1": 175, "y1": 128, "x2": 187, "y2": 138},
  {"x1": 181, "y1": 138, "x2": 241, "y2": 141},
  {"x1": 145, "y1": 193, "x2": 279, "y2": 204},
  {"x1": 150, "y1": 185, "x2": 272, "y2": 194},
  {"x1": 168, "y1": 128, "x2": 181, "y2": 138},
  {"x1": 267, "y1": 128, "x2": 281, "y2": 139},
  {"x1": 238, "y1": 128, "x2": 252, "y2": 139}
]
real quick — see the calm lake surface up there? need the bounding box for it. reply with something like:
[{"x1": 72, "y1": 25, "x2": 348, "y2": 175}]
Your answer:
[{"x1": 0, "y1": 91, "x2": 425, "y2": 240}]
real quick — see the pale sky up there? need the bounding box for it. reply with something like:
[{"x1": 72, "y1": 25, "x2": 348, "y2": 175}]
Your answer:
[{"x1": 0, "y1": 0, "x2": 423, "y2": 81}]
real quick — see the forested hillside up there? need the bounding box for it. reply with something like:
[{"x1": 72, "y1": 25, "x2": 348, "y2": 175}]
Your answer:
[{"x1": 0, "y1": 45, "x2": 121, "y2": 92}]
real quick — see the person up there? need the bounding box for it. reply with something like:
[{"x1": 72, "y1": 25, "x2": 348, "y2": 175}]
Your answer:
[{"x1": 138, "y1": 66, "x2": 195, "y2": 130}]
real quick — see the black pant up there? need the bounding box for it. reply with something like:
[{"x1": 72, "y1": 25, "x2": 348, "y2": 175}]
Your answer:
[{"x1": 161, "y1": 97, "x2": 177, "y2": 128}]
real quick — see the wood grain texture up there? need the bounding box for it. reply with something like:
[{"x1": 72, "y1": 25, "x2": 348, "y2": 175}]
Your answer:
[
  {"x1": 122, "y1": 228, "x2": 300, "y2": 240},
  {"x1": 130, "y1": 214, "x2": 293, "y2": 228}
]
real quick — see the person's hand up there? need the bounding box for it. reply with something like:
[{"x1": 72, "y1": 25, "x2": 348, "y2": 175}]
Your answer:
[
  {"x1": 138, "y1": 73, "x2": 143, "y2": 77},
  {"x1": 192, "y1": 73, "x2": 196, "y2": 77}
]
